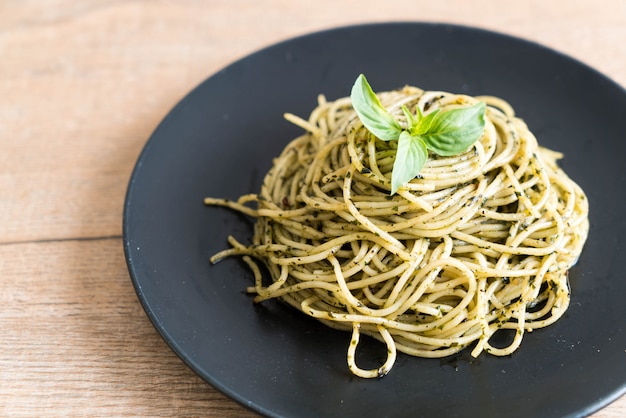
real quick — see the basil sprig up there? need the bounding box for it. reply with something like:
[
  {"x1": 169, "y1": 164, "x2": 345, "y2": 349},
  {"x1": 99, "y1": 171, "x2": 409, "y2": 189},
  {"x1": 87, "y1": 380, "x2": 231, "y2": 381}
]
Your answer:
[{"x1": 350, "y1": 74, "x2": 486, "y2": 194}]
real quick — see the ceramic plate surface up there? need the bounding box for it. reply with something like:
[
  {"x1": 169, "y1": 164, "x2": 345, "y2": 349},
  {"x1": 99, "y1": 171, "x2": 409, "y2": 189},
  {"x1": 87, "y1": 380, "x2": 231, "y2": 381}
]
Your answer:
[{"x1": 124, "y1": 23, "x2": 626, "y2": 417}]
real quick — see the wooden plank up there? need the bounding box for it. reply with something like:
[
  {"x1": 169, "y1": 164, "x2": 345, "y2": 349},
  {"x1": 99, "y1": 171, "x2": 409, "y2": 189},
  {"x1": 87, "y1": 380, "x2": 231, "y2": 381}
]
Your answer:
[{"x1": 0, "y1": 238, "x2": 256, "y2": 417}]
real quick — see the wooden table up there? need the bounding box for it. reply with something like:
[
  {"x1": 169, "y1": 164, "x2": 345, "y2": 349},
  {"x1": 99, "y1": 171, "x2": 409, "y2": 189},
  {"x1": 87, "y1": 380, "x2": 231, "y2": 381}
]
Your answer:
[{"x1": 1, "y1": 1, "x2": 624, "y2": 416}]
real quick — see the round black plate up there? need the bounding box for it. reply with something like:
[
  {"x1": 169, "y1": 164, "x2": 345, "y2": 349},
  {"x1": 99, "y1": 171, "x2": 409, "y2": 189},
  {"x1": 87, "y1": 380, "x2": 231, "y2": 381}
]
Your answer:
[{"x1": 123, "y1": 23, "x2": 626, "y2": 418}]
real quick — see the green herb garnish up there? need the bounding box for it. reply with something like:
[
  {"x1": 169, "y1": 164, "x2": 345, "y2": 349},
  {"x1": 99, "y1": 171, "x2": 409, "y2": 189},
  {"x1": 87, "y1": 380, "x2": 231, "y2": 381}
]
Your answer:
[{"x1": 350, "y1": 74, "x2": 486, "y2": 194}]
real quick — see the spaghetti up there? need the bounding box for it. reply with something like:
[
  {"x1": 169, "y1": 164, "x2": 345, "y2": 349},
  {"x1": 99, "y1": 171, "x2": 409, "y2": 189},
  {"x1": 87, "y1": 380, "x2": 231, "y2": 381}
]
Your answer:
[{"x1": 205, "y1": 85, "x2": 589, "y2": 378}]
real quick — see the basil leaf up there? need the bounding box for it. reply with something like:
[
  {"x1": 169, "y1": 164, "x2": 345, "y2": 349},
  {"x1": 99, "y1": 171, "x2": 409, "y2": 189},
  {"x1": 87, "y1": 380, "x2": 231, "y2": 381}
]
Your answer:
[
  {"x1": 391, "y1": 131, "x2": 428, "y2": 194},
  {"x1": 418, "y1": 102, "x2": 486, "y2": 156},
  {"x1": 410, "y1": 108, "x2": 441, "y2": 135},
  {"x1": 350, "y1": 74, "x2": 402, "y2": 141},
  {"x1": 349, "y1": 74, "x2": 487, "y2": 195},
  {"x1": 402, "y1": 105, "x2": 418, "y2": 128}
]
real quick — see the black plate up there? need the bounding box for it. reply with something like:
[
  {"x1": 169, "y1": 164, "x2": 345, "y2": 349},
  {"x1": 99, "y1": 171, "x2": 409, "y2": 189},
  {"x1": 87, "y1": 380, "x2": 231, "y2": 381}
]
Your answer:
[{"x1": 123, "y1": 23, "x2": 626, "y2": 418}]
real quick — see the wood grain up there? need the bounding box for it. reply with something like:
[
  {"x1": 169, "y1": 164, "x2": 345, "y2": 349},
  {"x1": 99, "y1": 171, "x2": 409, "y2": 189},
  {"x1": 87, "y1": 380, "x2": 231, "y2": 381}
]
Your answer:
[
  {"x1": 0, "y1": 1, "x2": 623, "y2": 416},
  {"x1": 0, "y1": 239, "x2": 256, "y2": 417}
]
